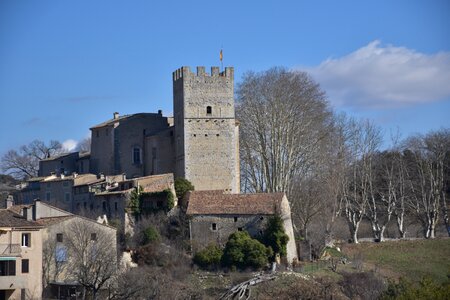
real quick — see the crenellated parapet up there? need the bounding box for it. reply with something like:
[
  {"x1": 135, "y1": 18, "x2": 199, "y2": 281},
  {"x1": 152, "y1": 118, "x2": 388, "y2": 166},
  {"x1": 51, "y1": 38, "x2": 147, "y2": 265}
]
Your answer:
[{"x1": 173, "y1": 66, "x2": 234, "y2": 81}]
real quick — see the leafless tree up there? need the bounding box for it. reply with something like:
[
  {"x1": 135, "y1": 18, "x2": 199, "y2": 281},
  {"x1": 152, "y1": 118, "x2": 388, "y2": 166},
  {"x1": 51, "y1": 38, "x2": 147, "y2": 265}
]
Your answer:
[
  {"x1": 1, "y1": 139, "x2": 62, "y2": 179},
  {"x1": 42, "y1": 237, "x2": 68, "y2": 292},
  {"x1": 403, "y1": 129, "x2": 450, "y2": 238},
  {"x1": 237, "y1": 67, "x2": 332, "y2": 197},
  {"x1": 64, "y1": 219, "x2": 117, "y2": 300},
  {"x1": 77, "y1": 137, "x2": 91, "y2": 153},
  {"x1": 340, "y1": 117, "x2": 382, "y2": 243}
]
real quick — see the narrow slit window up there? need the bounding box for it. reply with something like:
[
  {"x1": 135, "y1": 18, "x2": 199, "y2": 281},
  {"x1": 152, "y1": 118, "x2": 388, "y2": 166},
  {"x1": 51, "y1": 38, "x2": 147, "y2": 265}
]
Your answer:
[{"x1": 206, "y1": 106, "x2": 212, "y2": 115}]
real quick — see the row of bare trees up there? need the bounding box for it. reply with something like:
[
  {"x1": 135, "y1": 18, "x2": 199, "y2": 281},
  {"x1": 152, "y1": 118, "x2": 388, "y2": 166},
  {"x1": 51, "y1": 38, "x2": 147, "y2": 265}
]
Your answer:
[{"x1": 237, "y1": 67, "x2": 450, "y2": 245}]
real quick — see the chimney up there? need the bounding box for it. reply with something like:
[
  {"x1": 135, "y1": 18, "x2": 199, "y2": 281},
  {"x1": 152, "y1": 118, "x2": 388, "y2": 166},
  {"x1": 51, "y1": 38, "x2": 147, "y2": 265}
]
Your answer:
[
  {"x1": 60, "y1": 174, "x2": 65, "y2": 179},
  {"x1": 158, "y1": 110, "x2": 162, "y2": 115},
  {"x1": 113, "y1": 112, "x2": 119, "y2": 119},
  {"x1": 22, "y1": 207, "x2": 32, "y2": 221},
  {"x1": 6, "y1": 195, "x2": 13, "y2": 208},
  {"x1": 72, "y1": 172, "x2": 78, "y2": 178}
]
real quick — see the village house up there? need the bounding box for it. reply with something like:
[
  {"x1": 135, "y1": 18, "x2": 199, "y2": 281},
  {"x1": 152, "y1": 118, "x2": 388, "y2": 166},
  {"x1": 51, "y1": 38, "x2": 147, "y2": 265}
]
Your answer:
[
  {"x1": 0, "y1": 203, "x2": 43, "y2": 300},
  {"x1": 0, "y1": 199, "x2": 117, "y2": 300},
  {"x1": 186, "y1": 190, "x2": 298, "y2": 264}
]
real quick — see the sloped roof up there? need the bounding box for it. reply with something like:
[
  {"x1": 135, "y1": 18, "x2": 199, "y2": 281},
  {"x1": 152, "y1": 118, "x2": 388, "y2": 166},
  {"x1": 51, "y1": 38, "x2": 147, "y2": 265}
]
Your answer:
[
  {"x1": 35, "y1": 215, "x2": 74, "y2": 226},
  {"x1": 40, "y1": 152, "x2": 78, "y2": 162},
  {"x1": 90, "y1": 114, "x2": 133, "y2": 129},
  {"x1": 186, "y1": 191, "x2": 285, "y2": 215},
  {"x1": 138, "y1": 173, "x2": 174, "y2": 193},
  {"x1": 0, "y1": 209, "x2": 42, "y2": 228}
]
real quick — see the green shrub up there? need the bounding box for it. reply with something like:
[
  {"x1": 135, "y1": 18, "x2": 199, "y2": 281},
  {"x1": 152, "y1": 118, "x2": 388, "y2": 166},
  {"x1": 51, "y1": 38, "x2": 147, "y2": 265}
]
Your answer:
[
  {"x1": 262, "y1": 215, "x2": 289, "y2": 259},
  {"x1": 193, "y1": 244, "x2": 223, "y2": 269},
  {"x1": 380, "y1": 277, "x2": 450, "y2": 300},
  {"x1": 222, "y1": 231, "x2": 271, "y2": 270},
  {"x1": 174, "y1": 178, "x2": 194, "y2": 200},
  {"x1": 142, "y1": 226, "x2": 160, "y2": 245}
]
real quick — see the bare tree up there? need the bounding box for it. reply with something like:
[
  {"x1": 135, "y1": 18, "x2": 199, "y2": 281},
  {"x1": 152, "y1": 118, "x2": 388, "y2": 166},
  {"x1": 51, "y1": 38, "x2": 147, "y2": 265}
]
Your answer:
[
  {"x1": 42, "y1": 237, "x2": 68, "y2": 295},
  {"x1": 64, "y1": 219, "x2": 117, "y2": 300},
  {"x1": 403, "y1": 129, "x2": 450, "y2": 238},
  {"x1": 1, "y1": 140, "x2": 62, "y2": 179},
  {"x1": 77, "y1": 137, "x2": 91, "y2": 153},
  {"x1": 237, "y1": 67, "x2": 332, "y2": 197},
  {"x1": 340, "y1": 117, "x2": 382, "y2": 243}
]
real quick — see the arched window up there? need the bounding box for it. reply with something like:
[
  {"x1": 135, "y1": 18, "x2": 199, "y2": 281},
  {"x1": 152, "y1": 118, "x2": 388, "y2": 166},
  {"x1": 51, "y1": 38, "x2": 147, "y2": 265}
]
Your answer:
[
  {"x1": 132, "y1": 147, "x2": 142, "y2": 164},
  {"x1": 206, "y1": 106, "x2": 212, "y2": 115}
]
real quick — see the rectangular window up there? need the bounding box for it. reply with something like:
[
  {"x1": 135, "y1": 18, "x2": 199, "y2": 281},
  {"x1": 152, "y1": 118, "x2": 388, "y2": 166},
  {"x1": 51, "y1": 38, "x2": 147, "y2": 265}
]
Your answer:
[
  {"x1": 91, "y1": 233, "x2": 97, "y2": 241},
  {"x1": 133, "y1": 148, "x2": 141, "y2": 164},
  {"x1": 211, "y1": 223, "x2": 217, "y2": 231},
  {"x1": 115, "y1": 202, "x2": 118, "y2": 211},
  {"x1": 22, "y1": 233, "x2": 31, "y2": 247},
  {"x1": 238, "y1": 227, "x2": 243, "y2": 231},
  {"x1": 56, "y1": 245, "x2": 67, "y2": 262},
  {"x1": 63, "y1": 181, "x2": 69, "y2": 187},
  {"x1": 21, "y1": 259, "x2": 29, "y2": 274},
  {"x1": 0, "y1": 260, "x2": 16, "y2": 276},
  {"x1": 234, "y1": 217, "x2": 238, "y2": 222},
  {"x1": 96, "y1": 130, "x2": 99, "y2": 138},
  {"x1": 56, "y1": 233, "x2": 63, "y2": 243}
]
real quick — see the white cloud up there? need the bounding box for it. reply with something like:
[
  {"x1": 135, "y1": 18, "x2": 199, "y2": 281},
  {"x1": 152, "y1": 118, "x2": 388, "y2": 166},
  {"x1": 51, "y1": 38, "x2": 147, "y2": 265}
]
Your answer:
[
  {"x1": 304, "y1": 40, "x2": 450, "y2": 109},
  {"x1": 62, "y1": 139, "x2": 78, "y2": 152}
]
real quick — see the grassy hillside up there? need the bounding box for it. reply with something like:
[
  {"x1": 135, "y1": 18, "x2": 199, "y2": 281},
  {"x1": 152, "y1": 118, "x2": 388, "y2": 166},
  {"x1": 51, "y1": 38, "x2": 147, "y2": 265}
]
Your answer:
[{"x1": 341, "y1": 238, "x2": 450, "y2": 283}]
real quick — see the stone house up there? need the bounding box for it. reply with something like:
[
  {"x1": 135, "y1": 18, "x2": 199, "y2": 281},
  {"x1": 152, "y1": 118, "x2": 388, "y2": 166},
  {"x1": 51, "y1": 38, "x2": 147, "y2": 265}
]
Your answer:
[
  {"x1": 186, "y1": 190, "x2": 298, "y2": 264},
  {"x1": 93, "y1": 173, "x2": 176, "y2": 229},
  {"x1": 38, "y1": 152, "x2": 90, "y2": 177}
]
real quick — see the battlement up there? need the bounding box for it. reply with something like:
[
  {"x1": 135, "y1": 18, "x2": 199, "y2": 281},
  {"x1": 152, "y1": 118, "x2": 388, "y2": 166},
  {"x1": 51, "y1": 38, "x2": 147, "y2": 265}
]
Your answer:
[{"x1": 173, "y1": 66, "x2": 234, "y2": 81}]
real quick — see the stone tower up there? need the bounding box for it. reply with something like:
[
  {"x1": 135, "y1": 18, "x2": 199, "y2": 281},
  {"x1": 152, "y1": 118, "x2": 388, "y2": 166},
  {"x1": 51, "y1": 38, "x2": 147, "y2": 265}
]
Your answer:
[{"x1": 173, "y1": 66, "x2": 240, "y2": 193}]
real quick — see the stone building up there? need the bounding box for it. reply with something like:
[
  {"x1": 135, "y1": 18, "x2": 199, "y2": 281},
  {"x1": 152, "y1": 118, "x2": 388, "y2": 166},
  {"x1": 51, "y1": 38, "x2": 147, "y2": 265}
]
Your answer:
[
  {"x1": 37, "y1": 66, "x2": 240, "y2": 193},
  {"x1": 186, "y1": 190, "x2": 298, "y2": 264},
  {"x1": 38, "y1": 152, "x2": 90, "y2": 177}
]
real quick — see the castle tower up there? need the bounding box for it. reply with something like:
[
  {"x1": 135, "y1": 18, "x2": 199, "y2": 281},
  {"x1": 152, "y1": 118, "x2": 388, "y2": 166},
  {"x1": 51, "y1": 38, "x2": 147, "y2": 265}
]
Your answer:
[{"x1": 173, "y1": 66, "x2": 240, "y2": 193}]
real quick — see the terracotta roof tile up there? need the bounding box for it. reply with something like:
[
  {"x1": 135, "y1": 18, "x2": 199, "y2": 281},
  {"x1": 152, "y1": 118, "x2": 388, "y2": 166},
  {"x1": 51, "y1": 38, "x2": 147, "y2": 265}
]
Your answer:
[
  {"x1": 0, "y1": 209, "x2": 42, "y2": 228},
  {"x1": 186, "y1": 191, "x2": 284, "y2": 215},
  {"x1": 35, "y1": 216, "x2": 74, "y2": 226}
]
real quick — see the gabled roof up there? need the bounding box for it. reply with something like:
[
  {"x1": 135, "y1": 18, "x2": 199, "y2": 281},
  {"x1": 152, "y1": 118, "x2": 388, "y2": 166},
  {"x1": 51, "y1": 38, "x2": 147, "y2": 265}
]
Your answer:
[
  {"x1": 186, "y1": 190, "x2": 285, "y2": 215},
  {"x1": 0, "y1": 209, "x2": 43, "y2": 229}
]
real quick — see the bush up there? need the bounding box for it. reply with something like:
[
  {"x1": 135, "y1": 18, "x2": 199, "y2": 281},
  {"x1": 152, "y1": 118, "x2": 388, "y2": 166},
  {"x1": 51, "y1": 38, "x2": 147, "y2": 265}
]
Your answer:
[
  {"x1": 142, "y1": 226, "x2": 160, "y2": 245},
  {"x1": 262, "y1": 215, "x2": 289, "y2": 259},
  {"x1": 193, "y1": 244, "x2": 223, "y2": 269},
  {"x1": 222, "y1": 231, "x2": 272, "y2": 270},
  {"x1": 174, "y1": 178, "x2": 194, "y2": 200},
  {"x1": 380, "y1": 277, "x2": 450, "y2": 300}
]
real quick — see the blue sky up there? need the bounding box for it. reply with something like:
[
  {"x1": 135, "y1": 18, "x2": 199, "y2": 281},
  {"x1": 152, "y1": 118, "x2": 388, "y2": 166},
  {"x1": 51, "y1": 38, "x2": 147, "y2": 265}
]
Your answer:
[{"x1": 0, "y1": 0, "x2": 449, "y2": 155}]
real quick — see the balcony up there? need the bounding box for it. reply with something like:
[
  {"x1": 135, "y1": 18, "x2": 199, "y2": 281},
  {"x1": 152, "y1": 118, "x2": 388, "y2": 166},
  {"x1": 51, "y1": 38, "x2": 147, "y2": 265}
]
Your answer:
[{"x1": 0, "y1": 244, "x2": 22, "y2": 257}]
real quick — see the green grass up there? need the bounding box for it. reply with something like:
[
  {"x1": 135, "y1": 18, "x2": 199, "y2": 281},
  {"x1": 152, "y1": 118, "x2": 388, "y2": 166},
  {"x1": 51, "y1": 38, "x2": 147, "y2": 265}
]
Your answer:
[{"x1": 342, "y1": 238, "x2": 450, "y2": 283}]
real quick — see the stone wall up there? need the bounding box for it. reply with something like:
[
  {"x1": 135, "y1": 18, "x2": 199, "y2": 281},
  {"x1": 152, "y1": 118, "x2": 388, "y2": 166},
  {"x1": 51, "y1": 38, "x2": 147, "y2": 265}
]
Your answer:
[
  {"x1": 189, "y1": 214, "x2": 269, "y2": 251},
  {"x1": 144, "y1": 127, "x2": 175, "y2": 175}
]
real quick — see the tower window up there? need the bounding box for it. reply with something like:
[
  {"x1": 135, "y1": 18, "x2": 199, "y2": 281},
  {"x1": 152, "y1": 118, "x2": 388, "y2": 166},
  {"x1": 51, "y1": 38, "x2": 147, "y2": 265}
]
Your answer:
[{"x1": 206, "y1": 106, "x2": 212, "y2": 115}]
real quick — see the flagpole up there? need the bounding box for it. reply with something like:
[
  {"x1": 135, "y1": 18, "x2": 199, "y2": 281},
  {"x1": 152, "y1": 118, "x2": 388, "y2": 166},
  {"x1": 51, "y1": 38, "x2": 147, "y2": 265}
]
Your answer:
[{"x1": 220, "y1": 47, "x2": 223, "y2": 71}]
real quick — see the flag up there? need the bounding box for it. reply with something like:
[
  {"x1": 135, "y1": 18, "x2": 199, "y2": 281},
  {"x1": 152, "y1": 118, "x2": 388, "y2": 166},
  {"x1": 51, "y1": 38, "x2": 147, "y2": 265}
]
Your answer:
[{"x1": 220, "y1": 49, "x2": 223, "y2": 61}]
